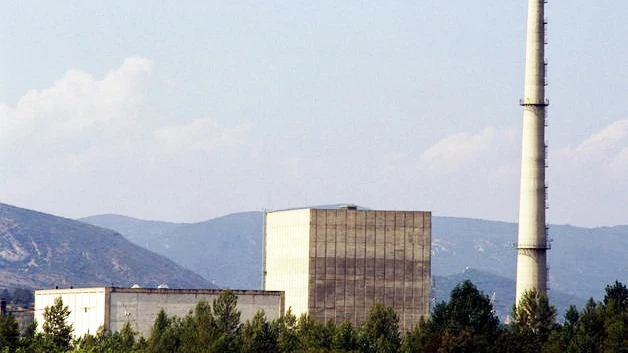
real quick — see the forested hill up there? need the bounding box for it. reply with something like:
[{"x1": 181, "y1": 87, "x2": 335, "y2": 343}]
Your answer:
[
  {"x1": 0, "y1": 203, "x2": 215, "y2": 290},
  {"x1": 81, "y1": 212, "x2": 263, "y2": 289},
  {"x1": 81, "y1": 210, "x2": 627, "y2": 305}
]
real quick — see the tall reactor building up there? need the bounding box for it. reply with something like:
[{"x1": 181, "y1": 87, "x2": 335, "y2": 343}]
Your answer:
[
  {"x1": 263, "y1": 207, "x2": 431, "y2": 331},
  {"x1": 516, "y1": 0, "x2": 550, "y2": 305}
]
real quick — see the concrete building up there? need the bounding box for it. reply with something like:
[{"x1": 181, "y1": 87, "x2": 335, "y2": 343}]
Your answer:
[
  {"x1": 516, "y1": 0, "x2": 550, "y2": 305},
  {"x1": 263, "y1": 207, "x2": 431, "y2": 331},
  {"x1": 35, "y1": 287, "x2": 284, "y2": 338}
]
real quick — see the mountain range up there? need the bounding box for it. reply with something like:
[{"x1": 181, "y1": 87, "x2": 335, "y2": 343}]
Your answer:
[
  {"x1": 0, "y1": 203, "x2": 214, "y2": 290},
  {"x1": 1, "y1": 200, "x2": 624, "y2": 321},
  {"x1": 81, "y1": 209, "x2": 627, "y2": 318},
  {"x1": 80, "y1": 212, "x2": 263, "y2": 289}
]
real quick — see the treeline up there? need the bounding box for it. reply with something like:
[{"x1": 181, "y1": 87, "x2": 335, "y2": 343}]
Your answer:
[{"x1": 0, "y1": 280, "x2": 625, "y2": 353}]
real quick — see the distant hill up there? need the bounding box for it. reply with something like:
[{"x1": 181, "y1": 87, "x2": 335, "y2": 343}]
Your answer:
[
  {"x1": 81, "y1": 212, "x2": 263, "y2": 289},
  {"x1": 432, "y1": 217, "x2": 628, "y2": 300},
  {"x1": 0, "y1": 203, "x2": 215, "y2": 290},
  {"x1": 81, "y1": 210, "x2": 627, "y2": 309}
]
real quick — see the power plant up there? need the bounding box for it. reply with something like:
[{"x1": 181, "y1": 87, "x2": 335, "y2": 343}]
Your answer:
[
  {"x1": 263, "y1": 207, "x2": 431, "y2": 331},
  {"x1": 515, "y1": 0, "x2": 550, "y2": 305}
]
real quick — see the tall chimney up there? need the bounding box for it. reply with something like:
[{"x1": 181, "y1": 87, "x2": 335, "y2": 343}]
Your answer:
[{"x1": 515, "y1": 0, "x2": 549, "y2": 305}]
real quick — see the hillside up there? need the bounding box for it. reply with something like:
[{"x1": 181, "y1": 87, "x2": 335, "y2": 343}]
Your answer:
[
  {"x1": 80, "y1": 210, "x2": 627, "y2": 309},
  {"x1": 0, "y1": 203, "x2": 215, "y2": 290},
  {"x1": 432, "y1": 217, "x2": 627, "y2": 299},
  {"x1": 81, "y1": 212, "x2": 262, "y2": 289},
  {"x1": 82, "y1": 212, "x2": 628, "y2": 299}
]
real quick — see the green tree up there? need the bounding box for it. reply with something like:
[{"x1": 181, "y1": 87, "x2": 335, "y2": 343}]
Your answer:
[
  {"x1": 425, "y1": 280, "x2": 500, "y2": 353},
  {"x1": 177, "y1": 300, "x2": 221, "y2": 353},
  {"x1": 42, "y1": 296, "x2": 74, "y2": 352},
  {"x1": 293, "y1": 313, "x2": 336, "y2": 352},
  {"x1": 0, "y1": 314, "x2": 20, "y2": 351},
  {"x1": 510, "y1": 289, "x2": 557, "y2": 353},
  {"x1": 400, "y1": 317, "x2": 427, "y2": 353},
  {"x1": 146, "y1": 309, "x2": 179, "y2": 353},
  {"x1": 604, "y1": 281, "x2": 627, "y2": 313},
  {"x1": 70, "y1": 323, "x2": 138, "y2": 353},
  {"x1": 601, "y1": 281, "x2": 628, "y2": 353},
  {"x1": 119, "y1": 321, "x2": 137, "y2": 351},
  {"x1": 333, "y1": 320, "x2": 357, "y2": 352},
  {"x1": 277, "y1": 309, "x2": 298, "y2": 353},
  {"x1": 212, "y1": 290, "x2": 241, "y2": 353},
  {"x1": 543, "y1": 305, "x2": 580, "y2": 353},
  {"x1": 15, "y1": 319, "x2": 43, "y2": 353},
  {"x1": 358, "y1": 303, "x2": 400, "y2": 353},
  {"x1": 239, "y1": 310, "x2": 278, "y2": 353},
  {"x1": 194, "y1": 300, "x2": 219, "y2": 348},
  {"x1": 214, "y1": 290, "x2": 241, "y2": 335}
]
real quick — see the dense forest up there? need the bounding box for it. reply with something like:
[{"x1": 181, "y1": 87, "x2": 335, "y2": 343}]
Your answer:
[{"x1": 0, "y1": 280, "x2": 625, "y2": 353}]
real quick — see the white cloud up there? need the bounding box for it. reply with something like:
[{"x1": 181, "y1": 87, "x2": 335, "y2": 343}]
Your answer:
[
  {"x1": 376, "y1": 120, "x2": 628, "y2": 226},
  {"x1": 0, "y1": 57, "x2": 155, "y2": 167},
  {"x1": 554, "y1": 118, "x2": 628, "y2": 177},
  {"x1": 0, "y1": 57, "x2": 259, "y2": 221},
  {"x1": 1, "y1": 57, "x2": 153, "y2": 140},
  {"x1": 548, "y1": 118, "x2": 628, "y2": 226},
  {"x1": 417, "y1": 126, "x2": 518, "y2": 174},
  {"x1": 153, "y1": 118, "x2": 252, "y2": 152},
  {"x1": 1, "y1": 55, "x2": 626, "y2": 227}
]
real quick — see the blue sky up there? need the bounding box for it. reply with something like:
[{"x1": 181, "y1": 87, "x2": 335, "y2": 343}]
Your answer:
[{"x1": 1, "y1": 1, "x2": 626, "y2": 226}]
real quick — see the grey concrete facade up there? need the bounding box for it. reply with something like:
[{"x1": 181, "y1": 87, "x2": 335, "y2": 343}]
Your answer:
[
  {"x1": 516, "y1": 0, "x2": 549, "y2": 305},
  {"x1": 264, "y1": 208, "x2": 431, "y2": 331},
  {"x1": 35, "y1": 287, "x2": 284, "y2": 338}
]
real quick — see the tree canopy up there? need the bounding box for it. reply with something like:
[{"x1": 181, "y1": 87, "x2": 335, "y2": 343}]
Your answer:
[{"x1": 7, "y1": 280, "x2": 625, "y2": 353}]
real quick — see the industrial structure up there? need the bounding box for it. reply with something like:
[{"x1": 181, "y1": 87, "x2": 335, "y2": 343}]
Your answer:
[
  {"x1": 263, "y1": 206, "x2": 431, "y2": 331},
  {"x1": 35, "y1": 287, "x2": 284, "y2": 338},
  {"x1": 515, "y1": 0, "x2": 550, "y2": 305}
]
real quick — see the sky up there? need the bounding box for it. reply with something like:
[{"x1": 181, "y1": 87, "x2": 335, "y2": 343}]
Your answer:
[{"x1": 0, "y1": 1, "x2": 626, "y2": 227}]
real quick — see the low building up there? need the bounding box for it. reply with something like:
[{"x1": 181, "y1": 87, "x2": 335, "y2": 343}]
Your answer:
[
  {"x1": 35, "y1": 287, "x2": 284, "y2": 338},
  {"x1": 264, "y1": 207, "x2": 431, "y2": 331}
]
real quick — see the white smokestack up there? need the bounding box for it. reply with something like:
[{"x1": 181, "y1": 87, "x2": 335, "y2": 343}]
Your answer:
[{"x1": 515, "y1": 0, "x2": 549, "y2": 305}]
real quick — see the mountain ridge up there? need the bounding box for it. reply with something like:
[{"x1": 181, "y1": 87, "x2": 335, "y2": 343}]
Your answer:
[
  {"x1": 80, "y1": 210, "x2": 627, "y2": 301},
  {"x1": 0, "y1": 202, "x2": 215, "y2": 290}
]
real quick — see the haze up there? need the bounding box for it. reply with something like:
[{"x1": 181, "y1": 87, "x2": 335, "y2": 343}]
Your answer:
[{"x1": 1, "y1": 1, "x2": 626, "y2": 227}]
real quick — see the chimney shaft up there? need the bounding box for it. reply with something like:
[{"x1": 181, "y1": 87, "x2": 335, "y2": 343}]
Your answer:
[{"x1": 515, "y1": 0, "x2": 549, "y2": 305}]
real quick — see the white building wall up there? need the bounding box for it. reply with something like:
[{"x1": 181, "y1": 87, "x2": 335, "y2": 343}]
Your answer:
[
  {"x1": 37, "y1": 288, "x2": 284, "y2": 339},
  {"x1": 35, "y1": 288, "x2": 106, "y2": 338},
  {"x1": 264, "y1": 209, "x2": 311, "y2": 317}
]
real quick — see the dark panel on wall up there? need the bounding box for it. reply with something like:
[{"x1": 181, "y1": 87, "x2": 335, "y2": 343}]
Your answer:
[{"x1": 308, "y1": 209, "x2": 431, "y2": 331}]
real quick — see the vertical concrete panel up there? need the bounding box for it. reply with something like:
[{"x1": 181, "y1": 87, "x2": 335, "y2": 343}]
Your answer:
[
  {"x1": 264, "y1": 209, "x2": 311, "y2": 317},
  {"x1": 108, "y1": 289, "x2": 283, "y2": 338},
  {"x1": 374, "y1": 212, "x2": 386, "y2": 303},
  {"x1": 266, "y1": 208, "x2": 431, "y2": 331},
  {"x1": 422, "y1": 212, "x2": 432, "y2": 317},
  {"x1": 354, "y1": 210, "x2": 367, "y2": 323},
  {"x1": 35, "y1": 288, "x2": 108, "y2": 338},
  {"x1": 344, "y1": 210, "x2": 356, "y2": 323},
  {"x1": 394, "y1": 212, "x2": 405, "y2": 317},
  {"x1": 313, "y1": 210, "x2": 327, "y2": 315},
  {"x1": 364, "y1": 211, "x2": 376, "y2": 312}
]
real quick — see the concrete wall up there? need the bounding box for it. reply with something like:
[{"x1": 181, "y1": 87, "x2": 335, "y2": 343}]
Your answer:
[
  {"x1": 108, "y1": 288, "x2": 284, "y2": 338},
  {"x1": 264, "y1": 209, "x2": 311, "y2": 316},
  {"x1": 264, "y1": 208, "x2": 431, "y2": 332},
  {"x1": 36, "y1": 288, "x2": 284, "y2": 339},
  {"x1": 309, "y1": 209, "x2": 431, "y2": 331},
  {"x1": 35, "y1": 288, "x2": 107, "y2": 338}
]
